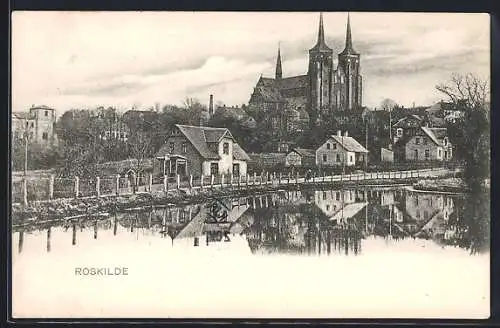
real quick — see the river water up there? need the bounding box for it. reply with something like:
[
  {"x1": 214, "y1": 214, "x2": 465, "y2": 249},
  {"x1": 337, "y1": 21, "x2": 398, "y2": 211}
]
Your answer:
[{"x1": 11, "y1": 186, "x2": 490, "y2": 319}]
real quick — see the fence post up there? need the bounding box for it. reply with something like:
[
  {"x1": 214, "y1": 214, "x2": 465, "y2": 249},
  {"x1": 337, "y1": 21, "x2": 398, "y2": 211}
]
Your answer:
[
  {"x1": 259, "y1": 173, "x2": 263, "y2": 186},
  {"x1": 211, "y1": 175, "x2": 214, "y2": 189},
  {"x1": 279, "y1": 172, "x2": 282, "y2": 184},
  {"x1": 238, "y1": 174, "x2": 242, "y2": 188},
  {"x1": 230, "y1": 174, "x2": 234, "y2": 188},
  {"x1": 221, "y1": 174, "x2": 225, "y2": 188},
  {"x1": 163, "y1": 175, "x2": 168, "y2": 194},
  {"x1": 96, "y1": 176, "x2": 101, "y2": 198},
  {"x1": 189, "y1": 175, "x2": 193, "y2": 191},
  {"x1": 288, "y1": 172, "x2": 291, "y2": 184},
  {"x1": 116, "y1": 175, "x2": 120, "y2": 196},
  {"x1": 253, "y1": 172, "x2": 257, "y2": 186},
  {"x1": 177, "y1": 174, "x2": 180, "y2": 189},
  {"x1": 49, "y1": 174, "x2": 55, "y2": 200},
  {"x1": 149, "y1": 173, "x2": 153, "y2": 192},
  {"x1": 74, "y1": 176, "x2": 79, "y2": 198},
  {"x1": 296, "y1": 172, "x2": 299, "y2": 185},
  {"x1": 200, "y1": 175, "x2": 204, "y2": 189},
  {"x1": 246, "y1": 174, "x2": 249, "y2": 188}
]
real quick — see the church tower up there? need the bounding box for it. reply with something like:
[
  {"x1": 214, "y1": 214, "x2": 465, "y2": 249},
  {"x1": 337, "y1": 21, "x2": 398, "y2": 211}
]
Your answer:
[
  {"x1": 275, "y1": 44, "x2": 282, "y2": 80},
  {"x1": 337, "y1": 13, "x2": 362, "y2": 110},
  {"x1": 308, "y1": 13, "x2": 334, "y2": 123}
]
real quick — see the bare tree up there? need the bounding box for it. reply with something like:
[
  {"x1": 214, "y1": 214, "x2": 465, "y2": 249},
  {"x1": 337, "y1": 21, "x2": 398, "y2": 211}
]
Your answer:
[
  {"x1": 435, "y1": 72, "x2": 490, "y2": 190},
  {"x1": 436, "y1": 72, "x2": 489, "y2": 110},
  {"x1": 380, "y1": 98, "x2": 398, "y2": 142}
]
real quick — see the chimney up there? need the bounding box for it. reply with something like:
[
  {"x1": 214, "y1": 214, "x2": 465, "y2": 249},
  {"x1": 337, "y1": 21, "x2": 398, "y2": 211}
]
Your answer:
[
  {"x1": 337, "y1": 130, "x2": 342, "y2": 137},
  {"x1": 209, "y1": 94, "x2": 214, "y2": 115},
  {"x1": 344, "y1": 131, "x2": 348, "y2": 137}
]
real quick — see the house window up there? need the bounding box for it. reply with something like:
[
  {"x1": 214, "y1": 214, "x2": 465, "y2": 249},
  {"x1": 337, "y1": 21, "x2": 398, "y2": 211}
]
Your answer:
[
  {"x1": 45, "y1": 110, "x2": 48, "y2": 117},
  {"x1": 423, "y1": 138, "x2": 427, "y2": 145},
  {"x1": 415, "y1": 137, "x2": 420, "y2": 145},
  {"x1": 424, "y1": 211, "x2": 429, "y2": 219},
  {"x1": 326, "y1": 205, "x2": 330, "y2": 211},
  {"x1": 25, "y1": 122, "x2": 28, "y2": 127},
  {"x1": 223, "y1": 142, "x2": 229, "y2": 155},
  {"x1": 169, "y1": 142, "x2": 174, "y2": 153},
  {"x1": 416, "y1": 210, "x2": 420, "y2": 219},
  {"x1": 350, "y1": 155, "x2": 353, "y2": 163},
  {"x1": 425, "y1": 149, "x2": 430, "y2": 160},
  {"x1": 233, "y1": 163, "x2": 240, "y2": 176},
  {"x1": 326, "y1": 143, "x2": 330, "y2": 150},
  {"x1": 336, "y1": 154, "x2": 340, "y2": 162},
  {"x1": 438, "y1": 149, "x2": 442, "y2": 157},
  {"x1": 210, "y1": 163, "x2": 219, "y2": 176},
  {"x1": 444, "y1": 137, "x2": 448, "y2": 146},
  {"x1": 333, "y1": 143, "x2": 337, "y2": 150},
  {"x1": 42, "y1": 132, "x2": 48, "y2": 140},
  {"x1": 323, "y1": 191, "x2": 327, "y2": 200},
  {"x1": 323, "y1": 154, "x2": 327, "y2": 162},
  {"x1": 396, "y1": 128, "x2": 403, "y2": 137},
  {"x1": 414, "y1": 150, "x2": 418, "y2": 160},
  {"x1": 336, "y1": 192, "x2": 340, "y2": 201},
  {"x1": 182, "y1": 142, "x2": 187, "y2": 154}
]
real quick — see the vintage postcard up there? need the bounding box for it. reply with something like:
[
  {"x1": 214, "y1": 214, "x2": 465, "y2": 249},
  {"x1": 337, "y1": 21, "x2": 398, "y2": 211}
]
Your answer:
[{"x1": 11, "y1": 11, "x2": 490, "y2": 319}]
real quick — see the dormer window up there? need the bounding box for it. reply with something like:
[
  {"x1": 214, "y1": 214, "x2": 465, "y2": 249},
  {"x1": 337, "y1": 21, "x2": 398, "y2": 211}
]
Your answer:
[
  {"x1": 182, "y1": 142, "x2": 187, "y2": 154},
  {"x1": 223, "y1": 142, "x2": 229, "y2": 155}
]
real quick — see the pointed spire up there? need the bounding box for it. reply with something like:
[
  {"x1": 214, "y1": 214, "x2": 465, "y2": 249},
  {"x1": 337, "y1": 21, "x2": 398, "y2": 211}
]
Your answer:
[
  {"x1": 341, "y1": 12, "x2": 358, "y2": 55},
  {"x1": 275, "y1": 42, "x2": 282, "y2": 79},
  {"x1": 310, "y1": 12, "x2": 332, "y2": 52},
  {"x1": 318, "y1": 12, "x2": 325, "y2": 44}
]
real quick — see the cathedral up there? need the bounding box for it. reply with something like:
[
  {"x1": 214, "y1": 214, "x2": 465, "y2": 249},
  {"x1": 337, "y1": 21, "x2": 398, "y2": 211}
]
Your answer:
[{"x1": 248, "y1": 13, "x2": 363, "y2": 141}]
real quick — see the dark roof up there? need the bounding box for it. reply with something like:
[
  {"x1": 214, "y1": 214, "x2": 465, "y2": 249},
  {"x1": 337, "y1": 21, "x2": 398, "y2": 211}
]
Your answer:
[
  {"x1": 393, "y1": 115, "x2": 423, "y2": 128},
  {"x1": 421, "y1": 127, "x2": 448, "y2": 145},
  {"x1": 277, "y1": 75, "x2": 309, "y2": 90},
  {"x1": 233, "y1": 143, "x2": 251, "y2": 161},
  {"x1": 171, "y1": 125, "x2": 249, "y2": 161},
  {"x1": 330, "y1": 135, "x2": 369, "y2": 153},
  {"x1": 291, "y1": 148, "x2": 315, "y2": 158}
]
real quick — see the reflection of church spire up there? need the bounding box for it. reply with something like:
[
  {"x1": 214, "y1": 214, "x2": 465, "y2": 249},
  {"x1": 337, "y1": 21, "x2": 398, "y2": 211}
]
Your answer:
[{"x1": 275, "y1": 43, "x2": 282, "y2": 79}]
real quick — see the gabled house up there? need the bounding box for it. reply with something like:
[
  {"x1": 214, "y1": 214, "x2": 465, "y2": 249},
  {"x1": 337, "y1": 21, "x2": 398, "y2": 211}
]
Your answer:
[
  {"x1": 285, "y1": 148, "x2": 316, "y2": 167},
  {"x1": 404, "y1": 127, "x2": 453, "y2": 162},
  {"x1": 154, "y1": 124, "x2": 250, "y2": 178},
  {"x1": 315, "y1": 131, "x2": 368, "y2": 167}
]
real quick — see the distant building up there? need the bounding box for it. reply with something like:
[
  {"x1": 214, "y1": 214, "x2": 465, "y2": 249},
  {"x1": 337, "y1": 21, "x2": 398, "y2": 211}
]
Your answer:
[
  {"x1": 154, "y1": 124, "x2": 250, "y2": 178},
  {"x1": 11, "y1": 105, "x2": 58, "y2": 147},
  {"x1": 285, "y1": 148, "x2": 316, "y2": 167},
  {"x1": 403, "y1": 127, "x2": 453, "y2": 162},
  {"x1": 315, "y1": 130, "x2": 368, "y2": 168}
]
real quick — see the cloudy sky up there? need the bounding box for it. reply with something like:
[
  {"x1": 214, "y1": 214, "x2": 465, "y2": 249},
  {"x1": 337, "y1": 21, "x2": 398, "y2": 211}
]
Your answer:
[{"x1": 12, "y1": 11, "x2": 490, "y2": 115}]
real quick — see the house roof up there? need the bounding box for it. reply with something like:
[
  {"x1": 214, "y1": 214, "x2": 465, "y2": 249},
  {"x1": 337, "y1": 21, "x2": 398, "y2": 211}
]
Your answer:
[
  {"x1": 12, "y1": 112, "x2": 29, "y2": 120},
  {"x1": 329, "y1": 202, "x2": 368, "y2": 222},
  {"x1": 233, "y1": 143, "x2": 251, "y2": 161},
  {"x1": 426, "y1": 102, "x2": 443, "y2": 113},
  {"x1": 330, "y1": 135, "x2": 369, "y2": 153},
  {"x1": 421, "y1": 127, "x2": 448, "y2": 146},
  {"x1": 166, "y1": 124, "x2": 249, "y2": 161},
  {"x1": 291, "y1": 148, "x2": 315, "y2": 158},
  {"x1": 393, "y1": 115, "x2": 422, "y2": 128}
]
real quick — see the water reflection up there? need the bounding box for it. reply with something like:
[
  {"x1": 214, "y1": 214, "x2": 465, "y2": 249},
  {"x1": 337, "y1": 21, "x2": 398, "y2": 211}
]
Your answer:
[{"x1": 12, "y1": 187, "x2": 489, "y2": 256}]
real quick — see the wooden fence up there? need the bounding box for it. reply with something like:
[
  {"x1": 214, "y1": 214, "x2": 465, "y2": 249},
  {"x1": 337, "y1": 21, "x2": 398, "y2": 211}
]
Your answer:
[{"x1": 11, "y1": 166, "x2": 459, "y2": 206}]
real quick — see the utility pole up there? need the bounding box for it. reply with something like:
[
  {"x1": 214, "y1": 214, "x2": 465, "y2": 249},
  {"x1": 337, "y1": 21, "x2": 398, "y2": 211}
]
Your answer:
[
  {"x1": 23, "y1": 129, "x2": 29, "y2": 206},
  {"x1": 365, "y1": 120, "x2": 368, "y2": 169}
]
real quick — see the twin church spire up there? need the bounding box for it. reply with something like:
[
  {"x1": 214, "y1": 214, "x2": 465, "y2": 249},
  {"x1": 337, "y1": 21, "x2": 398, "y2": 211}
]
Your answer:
[{"x1": 275, "y1": 13, "x2": 357, "y2": 78}]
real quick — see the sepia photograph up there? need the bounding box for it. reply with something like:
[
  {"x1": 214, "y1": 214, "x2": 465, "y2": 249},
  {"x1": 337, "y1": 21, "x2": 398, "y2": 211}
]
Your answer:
[{"x1": 10, "y1": 11, "x2": 490, "y2": 319}]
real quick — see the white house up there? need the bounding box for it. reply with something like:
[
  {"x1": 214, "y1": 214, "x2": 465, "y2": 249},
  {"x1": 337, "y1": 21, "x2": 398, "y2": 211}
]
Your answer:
[{"x1": 315, "y1": 131, "x2": 369, "y2": 167}]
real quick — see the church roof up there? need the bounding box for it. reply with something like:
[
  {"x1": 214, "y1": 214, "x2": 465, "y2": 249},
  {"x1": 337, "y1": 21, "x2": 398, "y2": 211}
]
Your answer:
[{"x1": 277, "y1": 75, "x2": 309, "y2": 90}]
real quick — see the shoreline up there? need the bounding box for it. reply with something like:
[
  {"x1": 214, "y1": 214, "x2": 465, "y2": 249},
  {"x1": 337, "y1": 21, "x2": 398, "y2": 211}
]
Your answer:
[{"x1": 11, "y1": 178, "x2": 420, "y2": 223}]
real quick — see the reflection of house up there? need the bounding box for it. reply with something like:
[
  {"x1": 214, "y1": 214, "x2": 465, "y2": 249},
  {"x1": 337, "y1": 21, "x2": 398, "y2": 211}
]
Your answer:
[
  {"x1": 313, "y1": 189, "x2": 368, "y2": 224},
  {"x1": 404, "y1": 127, "x2": 453, "y2": 162},
  {"x1": 315, "y1": 130, "x2": 368, "y2": 167},
  {"x1": 154, "y1": 124, "x2": 250, "y2": 178},
  {"x1": 285, "y1": 148, "x2": 315, "y2": 167},
  {"x1": 405, "y1": 192, "x2": 454, "y2": 224},
  {"x1": 11, "y1": 105, "x2": 58, "y2": 147}
]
